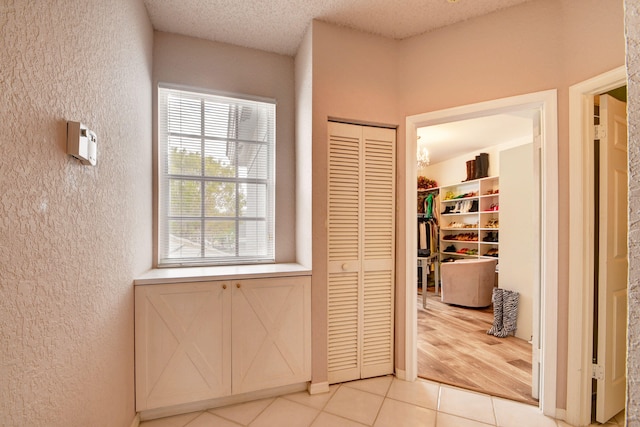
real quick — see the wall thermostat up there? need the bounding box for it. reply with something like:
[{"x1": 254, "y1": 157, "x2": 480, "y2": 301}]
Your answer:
[{"x1": 67, "y1": 121, "x2": 97, "y2": 166}]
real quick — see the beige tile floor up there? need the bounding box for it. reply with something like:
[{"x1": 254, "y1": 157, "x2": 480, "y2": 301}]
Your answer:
[{"x1": 140, "y1": 376, "x2": 625, "y2": 427}]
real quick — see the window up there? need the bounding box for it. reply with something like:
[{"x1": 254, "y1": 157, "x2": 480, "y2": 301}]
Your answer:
[{"x1": 158, "y1": 86, "x2": 275, "y2": 266}]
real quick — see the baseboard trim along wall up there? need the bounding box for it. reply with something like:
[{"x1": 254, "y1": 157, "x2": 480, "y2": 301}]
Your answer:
[
  {"x1": 308, "y1": 381, "x2": 330, "y2": 395},
  {"x1": 139, "y1": 382, "x2": 308, "y2": 421}
]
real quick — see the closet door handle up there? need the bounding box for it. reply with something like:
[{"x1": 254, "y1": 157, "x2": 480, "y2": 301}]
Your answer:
[
  {"x1": 236, "y1": 283, "x2": 241, "y2": 288},
  {"x1": 342, "y1": 263, "x2": 348, "y2": 271},
  {"x1": 222, "y1": 284, "x2": 227, "y2": 290}
]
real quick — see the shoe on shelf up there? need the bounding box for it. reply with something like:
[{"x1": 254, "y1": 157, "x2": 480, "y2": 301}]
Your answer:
[
  {"x1": 483, "y1": 248, "x2": 499, "y2": 257},
  {"x1": 485, "y1": 218, "x2": 499, "y2": 228},
  {"x1": 483, "y1": 232, "x2": 498, "y2": 242}
]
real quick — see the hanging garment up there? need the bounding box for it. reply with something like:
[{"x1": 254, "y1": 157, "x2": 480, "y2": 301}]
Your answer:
[
  {"x1": 429, "y1": 219, "x2": 437, "y2": 254},
  {"x1": 419, "y1": 222, "x2": 427, "y2": 249},
  {"x1": 418, "y1": 217, "x2": 430, "y2": 256},
  {"x1": 425, "y1": 193, "x2": 434, "y2": 218},
  {"x1": 418, "y1": 191, "x2": 439, "y2": 258},
  {"x1": 418, "y1": 216, "x2": 439, "y2": 257}
]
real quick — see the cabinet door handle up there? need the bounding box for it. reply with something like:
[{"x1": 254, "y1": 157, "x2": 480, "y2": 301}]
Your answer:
[
  {"x1": 236, "y1": 283, "x2": 241, "y2": 288},
  {"x1": 222, "y1": 284, "x2": 227, "y2": 290},
  {"x1": 342, "y1": 263, "x2": 348, "y2": 271}
]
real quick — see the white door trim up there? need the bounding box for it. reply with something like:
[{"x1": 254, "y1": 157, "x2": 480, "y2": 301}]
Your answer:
[
  {"x1": 404, "y1": 89, "x2": 558, "y2": 417},
  {"x1": 566, "y1": 66, "x2": 627, "y2": 427}
]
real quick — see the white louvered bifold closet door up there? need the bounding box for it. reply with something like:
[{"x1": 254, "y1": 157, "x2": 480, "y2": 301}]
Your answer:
[
  {"x1": 361, "y1": 126, "x2": 396, "y2": 378},
  {"x1": 327, "y1": 122, "x2": 395, "y2": 384},
  {"x1": 327, "y1": 123, "x2": 362, "y2": 383}
]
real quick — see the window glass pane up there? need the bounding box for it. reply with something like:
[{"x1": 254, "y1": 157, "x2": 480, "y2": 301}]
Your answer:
[
  {"x1": 235, "y1": 102, "x2": 273, "y2": 142},
  {"x1": 239, "y1": 183, "x2": 266, "y2": 218},
  {"x1": 204, "y1": 140, "x2": 235, "y2": 178},
  {"x1": 205, "y1": 182, "x2": 236, "y2": 217},
  {"x1": 237, "y1": 142, "x2": 268, "y2": 180},
  {"x1": 203, "y1": 101, "x2": 231, "y2": 139},
  {"x1": 169, "y1": 180, "x2": 201, "y2": 217},
  {"x1": 168, "y1": 95, "x2": 201, "y2": 136},
  {"x1": 159, "y1": 86, "x2": 275, "y2": 266},
  {"x1": 168, "y1": 220, "x2": 201, "y2": 258},
  {"x1": 239, "y1": 220, "x2": 268, "y2": 256},
  {"x1": 204, "y1": 221, "x2": 236, "y2": 257},
  {"x1": 168, "y1": 136, "x2": 202, "y2": 176}
]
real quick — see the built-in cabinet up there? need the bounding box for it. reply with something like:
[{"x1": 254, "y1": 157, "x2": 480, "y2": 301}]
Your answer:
[
  {"x1": 326, "y1": 122, "x2": 396, "y2": 384},
  {"x1": 439, "y1": 176, "x2": 499, "y2": 261},
  {"x1": 135, "y1": 275, "x2": 311, "y2": 412}
]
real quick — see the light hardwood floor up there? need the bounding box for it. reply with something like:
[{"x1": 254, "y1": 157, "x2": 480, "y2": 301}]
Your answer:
[{"x1": 417, "y1": 286, "x2": 538, "y2": 406}]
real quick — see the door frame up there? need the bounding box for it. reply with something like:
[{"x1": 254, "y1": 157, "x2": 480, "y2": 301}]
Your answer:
[
  {"x1": 404, "y1": 89, "x2": 558, "y2": 417},
  {"x1": 566, "y1": 66, "x2": 627, "y2": 426}
]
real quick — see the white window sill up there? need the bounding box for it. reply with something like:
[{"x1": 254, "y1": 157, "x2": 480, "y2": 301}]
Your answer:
[{"x1": 134, "y1": 263, "x2": 311, "y2": 286}]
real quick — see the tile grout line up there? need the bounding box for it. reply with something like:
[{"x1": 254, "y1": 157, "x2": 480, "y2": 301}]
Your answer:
[
  {"x1": 316, "y1": 383, "x2": 374, "y2": 426},
  {"x1": 336, "y1": 376, "x2": 395, "y2": 426},
  {"x1": 183, "y1": 412, "x2": 209, "y2": 427},
  {"x1": 367, "y1": 378, "x2": 394, "y2": 427},
  {"x1": 205, "y1": 408, "x2": 239, "y2": 426},
  {"x1": 251, "y1": 397, "x2": 280, "y2": 426},
  {"x1": 306, "y1": 383, "x2": 340, "y2": 427},
  {"x1": 433, "y1": 382, "x2": 442, "y2": 427},
  {"x1": 489, "y1": 396, "x2": 498, "y2": 427},
  {"x1": 436, "y1": 385, "x2": 500, "y2": 426},
  {"x1": 368, "y1": 378, "x2": 395, "y2": 425}
]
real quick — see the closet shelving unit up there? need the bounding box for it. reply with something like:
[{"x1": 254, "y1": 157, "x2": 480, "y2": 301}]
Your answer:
[{"x1": 438, "y1": 176, "x2": 499, "y2": 261}]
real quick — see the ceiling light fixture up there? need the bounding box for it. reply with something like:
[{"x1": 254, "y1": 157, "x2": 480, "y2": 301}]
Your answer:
[{"x1": 417, "y1": 140, "x2": 430, "y2": 168}]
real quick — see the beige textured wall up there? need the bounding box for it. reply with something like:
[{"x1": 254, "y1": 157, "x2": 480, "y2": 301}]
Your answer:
[
  {"x1": 0, "y1": 1, "x2": 153, "y2": 425},
  {"x1": 310, "y1": 21, "x2": 399, "y2": 384},
  {"x1": 396, "y1": 0, "x2": 624, "y2": 408},
  {"x1": 152, "y1": 32, "x2": 297, "y2": 264},
  {"x1": 295, "y1": 26, "x2": 313, "y2": 269},
  {"x1": 307, "y1": 0, "x2": 624, "y2": 408},
  {"x1": 625, "y1": 0, "x2": 640, "y2": 424}
]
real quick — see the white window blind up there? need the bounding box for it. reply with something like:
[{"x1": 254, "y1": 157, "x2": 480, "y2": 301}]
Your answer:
[{"x1": 158, "y1": 86, "x2": 275, "y2": 266}]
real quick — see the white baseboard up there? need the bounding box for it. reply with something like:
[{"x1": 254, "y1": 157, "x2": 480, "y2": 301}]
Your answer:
[
  {"x1": 308, "y1": 381, "x2": 330, "y2": 395},
  {"x1": 139, "y1": 382, "x2": 307, "y2": 421},
  {"x1": 129, "y1": 413, "x2": 140, "y2": 427}
]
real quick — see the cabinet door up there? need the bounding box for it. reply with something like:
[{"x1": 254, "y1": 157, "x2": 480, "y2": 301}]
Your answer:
[
  {"x1": 231, "y1": 277, "x2": 311, "y2": 394},
  {"x1": 135, "y1": 282, "x2": 231, "y2": 411}
]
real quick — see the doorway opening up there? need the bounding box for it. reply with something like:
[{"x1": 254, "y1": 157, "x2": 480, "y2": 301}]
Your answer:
[
  {"x1": 567, "y1": 66, "x2": 628, "y2": 426},
  {"x1": 592, "y1": 89, "x2": 627, "y2": 424},
  {"x1": 415, "y1": 109, "x2": 540, "y2": 405},
  {"x1": 404, "y1": 90, "x2": 559, "y2": 417}
]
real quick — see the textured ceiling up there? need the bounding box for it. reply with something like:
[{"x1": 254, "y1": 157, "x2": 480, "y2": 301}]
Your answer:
[{"x1": 143, "y1": 0, "x2": 533, "y2": 56}]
